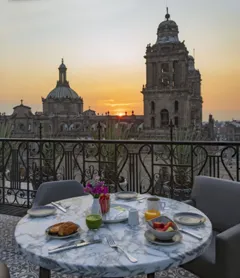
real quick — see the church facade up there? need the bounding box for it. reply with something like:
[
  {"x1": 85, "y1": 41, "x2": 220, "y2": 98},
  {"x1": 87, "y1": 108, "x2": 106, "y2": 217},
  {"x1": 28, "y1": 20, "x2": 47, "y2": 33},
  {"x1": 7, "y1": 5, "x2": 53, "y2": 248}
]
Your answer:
[
  {"x1": 0, "y1": 59, "x2": 142, "y2": 139},
  {"x1": 0, "y1": 9, "x2": 203, "y2": 139},
  {"x1": 142, "y1": 9, "x2": 202, "y2": 137}
]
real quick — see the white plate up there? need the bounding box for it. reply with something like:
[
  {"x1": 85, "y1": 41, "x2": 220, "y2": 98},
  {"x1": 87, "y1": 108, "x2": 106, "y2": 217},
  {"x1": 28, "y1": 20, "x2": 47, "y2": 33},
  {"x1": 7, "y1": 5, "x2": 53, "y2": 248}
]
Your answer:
[
  {"x1": 144, "y1": 230, "x2": 182, "y2": 246},
  {"x1": 115, "y1": 191, "x2": 138, "y2": 200},
  {"x1": 27, "y1": 206, "x2": 56, "y2": 217},
  {"x1": 102, "y1": 204, "x2": 132, "y2": 223},
  {"x1": 173, "y1": 212, "x2": 206, "y2": 226}
]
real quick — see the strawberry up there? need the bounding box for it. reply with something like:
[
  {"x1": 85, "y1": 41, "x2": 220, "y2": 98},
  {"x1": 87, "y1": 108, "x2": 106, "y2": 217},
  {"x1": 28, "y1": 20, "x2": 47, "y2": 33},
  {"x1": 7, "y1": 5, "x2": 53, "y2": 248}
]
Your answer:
[{"x1": 153, "y1": 222, "x2": 165, "y2": 229}]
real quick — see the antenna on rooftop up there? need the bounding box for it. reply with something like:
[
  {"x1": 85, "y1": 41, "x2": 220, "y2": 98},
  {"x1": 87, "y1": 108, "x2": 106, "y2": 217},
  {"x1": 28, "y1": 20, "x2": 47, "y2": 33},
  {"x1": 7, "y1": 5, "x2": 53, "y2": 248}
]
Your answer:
[{"x1": 193, "y1": 48, "x2": 195, "y2": 59}]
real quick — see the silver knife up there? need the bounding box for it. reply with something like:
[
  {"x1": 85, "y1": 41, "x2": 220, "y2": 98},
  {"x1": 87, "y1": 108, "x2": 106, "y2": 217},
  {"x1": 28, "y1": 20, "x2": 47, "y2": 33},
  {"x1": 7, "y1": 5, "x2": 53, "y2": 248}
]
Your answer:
[
  {"x1": 51, "y1": 202, "x2": 67, "y2": 213},
  {"x1": 49, "y1": 239, "x2": 84, "y2": 251},
  {"x1": 48, "y1": 240, "x2": 102, "y2": 254},
  {"x1": 179, "y1": 228, "x2": 203, "y2": 240}
]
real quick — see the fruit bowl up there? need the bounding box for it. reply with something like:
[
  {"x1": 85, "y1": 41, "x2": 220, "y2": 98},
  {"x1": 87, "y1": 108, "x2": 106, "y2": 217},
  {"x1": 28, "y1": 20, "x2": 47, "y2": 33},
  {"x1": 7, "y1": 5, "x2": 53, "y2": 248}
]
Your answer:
[{"x1": 147, "y1": 215, "x2": 178, "y2": 240}]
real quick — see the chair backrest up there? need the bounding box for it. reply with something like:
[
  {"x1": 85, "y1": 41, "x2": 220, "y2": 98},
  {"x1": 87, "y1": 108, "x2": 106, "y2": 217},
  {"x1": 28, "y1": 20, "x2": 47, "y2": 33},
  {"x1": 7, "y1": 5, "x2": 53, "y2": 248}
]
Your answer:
[
  {"x1": 191, "y1": 176, "x2": 240, "y2": 232},
  {"x1": 0, "y1": 262, "x2": 10, "y2": 278},
  {"x1": 33, "y1": 180, "x2": 86, "y2": 207}
]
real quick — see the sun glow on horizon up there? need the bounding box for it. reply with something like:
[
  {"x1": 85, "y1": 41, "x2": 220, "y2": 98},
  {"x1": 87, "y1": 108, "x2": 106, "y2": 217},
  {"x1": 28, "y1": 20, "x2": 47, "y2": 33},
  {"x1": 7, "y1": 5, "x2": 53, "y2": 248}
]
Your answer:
[{"x1": 2, "y1": 0, "x2": 240, "y2": 121}]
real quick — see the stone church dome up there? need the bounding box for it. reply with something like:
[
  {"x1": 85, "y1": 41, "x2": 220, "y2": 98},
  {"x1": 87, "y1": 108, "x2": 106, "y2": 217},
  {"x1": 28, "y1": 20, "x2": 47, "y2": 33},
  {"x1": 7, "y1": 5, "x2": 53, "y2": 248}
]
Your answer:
[
  {"x1": 46, "y1": 59, "x2": 80, "y2": 99},
  {"x1": 156, "y1": 8, "x2": 179, "y2": 44},
  {"x1": 158, "y1": 19, "x2": 178, "y2": 28},
  {"x1": 47, "y1": 86, "x2": 79, "y2": 99}
]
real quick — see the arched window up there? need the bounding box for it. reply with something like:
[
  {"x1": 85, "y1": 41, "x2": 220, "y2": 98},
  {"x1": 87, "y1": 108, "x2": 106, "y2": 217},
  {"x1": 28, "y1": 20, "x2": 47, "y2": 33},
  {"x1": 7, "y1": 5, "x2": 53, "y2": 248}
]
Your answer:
[
  {"x1": 161, "y1": 63, "x2": 169, "y2": 73},
  {"x1": 60, "y1": 123, "x2": 67, "y2": 132},
  {"x1": 150, "y1": 101, "x2": 155, "y2": 114},
  {"x1": 174, "y1": 116, "x2": 179, "y2": 127},
  {"x1": 160, "y1": 109, "x2": 169, "y2": 127},
  {"x1": 162, "y1": 77, "x2": 170, "y2": 87},
  {"x1": 174, "y1": 101, "x2": 179, "y2": 112},
  {"x1": 151, "y1": 117, "x2": 155, "y2": 129}
]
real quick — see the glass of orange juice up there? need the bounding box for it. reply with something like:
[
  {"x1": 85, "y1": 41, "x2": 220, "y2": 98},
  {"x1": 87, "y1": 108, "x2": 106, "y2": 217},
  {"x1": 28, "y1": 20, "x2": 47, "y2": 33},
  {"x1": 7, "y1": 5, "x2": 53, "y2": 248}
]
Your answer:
[{"x1": 144, "y1": 197, "x2": 161, "y2": 221}]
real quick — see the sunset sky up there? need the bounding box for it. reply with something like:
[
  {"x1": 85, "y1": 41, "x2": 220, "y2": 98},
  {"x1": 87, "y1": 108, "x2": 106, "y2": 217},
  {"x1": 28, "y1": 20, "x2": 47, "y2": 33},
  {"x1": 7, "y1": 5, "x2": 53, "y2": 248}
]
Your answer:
[{"x1": 1, "y1": 0, "x2": 240, "y2": 121}]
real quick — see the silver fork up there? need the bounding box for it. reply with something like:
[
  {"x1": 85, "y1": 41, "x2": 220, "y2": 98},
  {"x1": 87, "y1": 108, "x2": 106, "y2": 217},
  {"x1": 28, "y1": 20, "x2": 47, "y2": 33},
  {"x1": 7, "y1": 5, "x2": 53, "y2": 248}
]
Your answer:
[{"x1": 107, "y1": 236, "x2": 138, "y2": 263}]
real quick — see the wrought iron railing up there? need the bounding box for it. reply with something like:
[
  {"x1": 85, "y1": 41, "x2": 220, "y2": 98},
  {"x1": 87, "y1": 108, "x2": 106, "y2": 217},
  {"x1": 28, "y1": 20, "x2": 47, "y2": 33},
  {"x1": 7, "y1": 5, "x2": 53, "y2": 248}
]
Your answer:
[{"x1": 0, "y1": 138, "x2": 239, "y2": 208}]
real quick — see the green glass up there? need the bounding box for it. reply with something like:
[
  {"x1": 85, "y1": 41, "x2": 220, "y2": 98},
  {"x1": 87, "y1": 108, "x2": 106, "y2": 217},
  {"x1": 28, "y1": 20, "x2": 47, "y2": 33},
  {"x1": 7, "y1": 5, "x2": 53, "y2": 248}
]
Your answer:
[{"x1": 86, "y1": 214, "x2": 102, "y2": 230}]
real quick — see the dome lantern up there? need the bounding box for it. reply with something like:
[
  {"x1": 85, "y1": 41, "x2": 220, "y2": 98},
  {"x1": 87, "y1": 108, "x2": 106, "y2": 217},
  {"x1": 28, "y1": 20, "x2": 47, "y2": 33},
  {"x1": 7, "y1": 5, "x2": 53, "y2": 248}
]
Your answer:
[
  {"x1": 57, "y1": 58, "x2": 68, "y2": 87},
  {"x1": 46, "y1": 59, "x2": 80, "y2": 99}
]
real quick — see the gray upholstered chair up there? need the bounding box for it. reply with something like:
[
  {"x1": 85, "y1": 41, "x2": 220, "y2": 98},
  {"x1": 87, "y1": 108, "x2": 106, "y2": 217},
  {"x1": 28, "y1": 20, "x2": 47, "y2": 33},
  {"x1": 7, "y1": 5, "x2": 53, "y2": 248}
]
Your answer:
[
  {"x1": 33, "y1": 180, "x2": 87, "y2": 207},
  {"x1": 0, "y1": 262, "x2": 10, "y2": 278},
  {"x1": 182, "y1": 176, "x2": 240, "y2": 278}
]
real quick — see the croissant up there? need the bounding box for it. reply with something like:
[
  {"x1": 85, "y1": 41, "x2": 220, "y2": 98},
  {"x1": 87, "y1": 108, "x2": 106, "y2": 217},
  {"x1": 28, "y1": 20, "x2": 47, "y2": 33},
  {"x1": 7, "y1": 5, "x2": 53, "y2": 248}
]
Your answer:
[{"x1": 58, "y1": 222, "x2": 78, "y2": 236}]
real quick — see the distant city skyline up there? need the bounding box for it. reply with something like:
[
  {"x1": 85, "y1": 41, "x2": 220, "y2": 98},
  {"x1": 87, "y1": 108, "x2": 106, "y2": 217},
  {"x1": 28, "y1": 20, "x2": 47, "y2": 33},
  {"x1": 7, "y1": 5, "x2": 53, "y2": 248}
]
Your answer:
[{"x1": 2, "y1": 0, "x2": 240, "y2": 121}]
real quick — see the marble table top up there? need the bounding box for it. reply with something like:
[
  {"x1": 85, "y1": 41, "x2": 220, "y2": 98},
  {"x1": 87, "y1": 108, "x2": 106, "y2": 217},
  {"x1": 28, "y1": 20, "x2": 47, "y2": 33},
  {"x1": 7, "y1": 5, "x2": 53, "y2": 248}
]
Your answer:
[{"x1": 15, "y1": 195, "x2": 212, "y2": 277}]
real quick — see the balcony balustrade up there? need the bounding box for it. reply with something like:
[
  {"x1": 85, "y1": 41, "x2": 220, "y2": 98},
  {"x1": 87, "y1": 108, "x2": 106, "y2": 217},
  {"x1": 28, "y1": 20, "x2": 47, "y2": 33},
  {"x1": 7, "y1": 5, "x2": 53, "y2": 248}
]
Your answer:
[{"x1": 0, "y1": 138, "x2": 239, "y2": 211}]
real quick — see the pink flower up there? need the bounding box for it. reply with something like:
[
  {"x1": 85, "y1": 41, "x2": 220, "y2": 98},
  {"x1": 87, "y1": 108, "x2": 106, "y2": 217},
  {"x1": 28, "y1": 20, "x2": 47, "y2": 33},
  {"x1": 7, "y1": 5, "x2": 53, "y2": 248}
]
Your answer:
[{"x1": 84, "y1": 179, "x2": 109, "y2": 197}]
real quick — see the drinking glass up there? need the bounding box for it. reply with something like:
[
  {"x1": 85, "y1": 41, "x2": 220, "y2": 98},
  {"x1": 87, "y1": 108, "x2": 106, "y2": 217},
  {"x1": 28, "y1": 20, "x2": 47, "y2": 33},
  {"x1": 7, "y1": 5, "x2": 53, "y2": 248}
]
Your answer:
[
  {"x1": 144, "y1": 197, "x2": 161, "y2": 221},
  {"x1": 147, "y1": 197, "x2": 161, "y2": 211},
  {"x1": 128, "y1": 209, "x2": 139, "y2": 227}
]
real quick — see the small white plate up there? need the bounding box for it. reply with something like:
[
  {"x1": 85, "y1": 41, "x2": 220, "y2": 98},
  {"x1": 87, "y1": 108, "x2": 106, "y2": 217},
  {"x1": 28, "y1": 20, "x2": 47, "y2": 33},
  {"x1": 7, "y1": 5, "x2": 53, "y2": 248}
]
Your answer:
[
  {"x1": 102, "y1": 204, "x2": 131, "y2": 223},
  {"x1": 173, "y1": 212, "x2": 206, "y2": 226},
  {"x1": 144, "y1": 230, "x2": 182, "y2": 246},
  {"x1": 27, "y1": 206, "x2": 56, "y2": 217},
  {"x1": 115, "y1": 191, "x2": 138, "y2": 200}
]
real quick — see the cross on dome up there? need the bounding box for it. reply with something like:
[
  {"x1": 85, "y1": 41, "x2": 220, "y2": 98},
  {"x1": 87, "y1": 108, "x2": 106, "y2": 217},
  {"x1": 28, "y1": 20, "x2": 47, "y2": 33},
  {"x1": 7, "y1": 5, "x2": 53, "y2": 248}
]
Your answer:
[{"x1": 165, "y1": 7, "x2": 170, "y2": 21}]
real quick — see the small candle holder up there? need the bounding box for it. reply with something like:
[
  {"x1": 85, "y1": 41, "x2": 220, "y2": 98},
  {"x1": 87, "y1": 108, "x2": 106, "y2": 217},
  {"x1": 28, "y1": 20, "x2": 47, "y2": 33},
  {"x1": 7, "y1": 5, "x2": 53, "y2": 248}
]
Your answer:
[{"x1": 99, "y1": 194, "x2": 110, "y2": 214}]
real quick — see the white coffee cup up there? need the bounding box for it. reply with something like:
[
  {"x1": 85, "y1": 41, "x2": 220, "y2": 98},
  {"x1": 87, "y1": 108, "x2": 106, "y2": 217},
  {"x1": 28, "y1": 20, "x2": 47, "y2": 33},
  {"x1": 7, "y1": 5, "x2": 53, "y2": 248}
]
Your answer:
[
  {"x1": 160, "y1": 201, "x2": 166, "y2": 210},
  {"x1": 128, "y1": 209, "x2": 139, "y2": 226}
]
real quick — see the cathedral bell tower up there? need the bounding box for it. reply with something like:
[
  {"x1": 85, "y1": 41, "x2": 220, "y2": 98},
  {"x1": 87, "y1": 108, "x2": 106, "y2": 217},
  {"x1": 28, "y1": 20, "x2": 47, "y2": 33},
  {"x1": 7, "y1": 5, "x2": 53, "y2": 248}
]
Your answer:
[{"x1": 141, "y1": 8, "x2": 202, "y2": 136}]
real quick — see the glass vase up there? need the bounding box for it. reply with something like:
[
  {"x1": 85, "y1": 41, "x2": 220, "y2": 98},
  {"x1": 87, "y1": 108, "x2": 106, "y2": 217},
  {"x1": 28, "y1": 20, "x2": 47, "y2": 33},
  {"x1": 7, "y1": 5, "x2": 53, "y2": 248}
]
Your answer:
[{"x1": 91, "y1": 198, "x2": 101, "y2": 215}]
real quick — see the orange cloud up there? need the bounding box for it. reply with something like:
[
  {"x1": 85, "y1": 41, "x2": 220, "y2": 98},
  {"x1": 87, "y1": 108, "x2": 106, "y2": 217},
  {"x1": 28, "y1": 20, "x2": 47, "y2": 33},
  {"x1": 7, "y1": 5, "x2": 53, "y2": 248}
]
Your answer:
[{"x1": 104, "y1": 102, "x2": 138, "y2": 107}]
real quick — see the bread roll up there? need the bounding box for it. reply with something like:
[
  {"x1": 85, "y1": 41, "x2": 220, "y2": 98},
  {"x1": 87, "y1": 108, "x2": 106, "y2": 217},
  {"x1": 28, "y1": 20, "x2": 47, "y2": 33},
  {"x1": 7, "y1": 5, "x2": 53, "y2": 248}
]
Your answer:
[
  {"x1": 58, "y1": 222, "x2": 78, "y2": 236},
  {"x1": 49, "y1": 222, "x2": 65, "y2": 234}
]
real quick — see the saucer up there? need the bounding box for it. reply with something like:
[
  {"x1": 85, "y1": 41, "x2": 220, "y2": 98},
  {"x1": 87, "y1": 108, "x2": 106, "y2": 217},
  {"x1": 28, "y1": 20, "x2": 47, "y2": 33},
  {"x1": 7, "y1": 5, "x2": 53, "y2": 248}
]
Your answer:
[
  {"x1": 173, "y1": 212, "x2": 206, "y2": 226},
  {"x1": 27, "y1": 206, "x2": 56, "y2": 217},
  {"x1": 102, "y1": 204, "x2": 131, "y2": 224},
  {"x1": 115, "y1": 191, "x2": 138, "y2": 200},
  {"x1": 144, "y1": 230, "x2": 182, "y2": 246}
]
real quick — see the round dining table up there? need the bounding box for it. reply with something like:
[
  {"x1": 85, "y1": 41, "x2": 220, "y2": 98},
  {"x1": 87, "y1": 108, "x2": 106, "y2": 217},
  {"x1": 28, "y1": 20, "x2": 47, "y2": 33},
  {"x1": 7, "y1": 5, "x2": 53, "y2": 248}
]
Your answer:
[{"x1": 15, "y1": 194, "x2": 212, "y2": 278}]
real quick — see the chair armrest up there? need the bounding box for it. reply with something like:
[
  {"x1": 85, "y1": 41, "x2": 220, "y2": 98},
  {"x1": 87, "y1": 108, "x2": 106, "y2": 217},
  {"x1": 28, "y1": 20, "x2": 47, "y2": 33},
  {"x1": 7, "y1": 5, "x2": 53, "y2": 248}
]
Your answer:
[
  {"x1": 216, "y1": 223, "x2": 240, "y2": 278},
  {"x1": 0, "y1": 263, "x2": 10, "y2": 278},
  {"x1": 183, "y1": 199, "x2": 196, "y2": 207}
]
